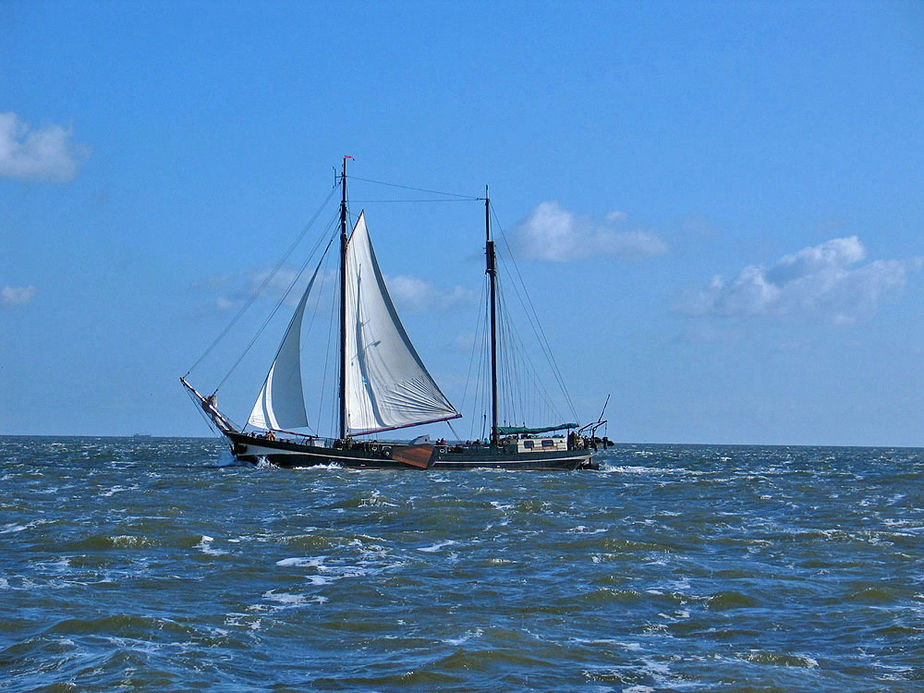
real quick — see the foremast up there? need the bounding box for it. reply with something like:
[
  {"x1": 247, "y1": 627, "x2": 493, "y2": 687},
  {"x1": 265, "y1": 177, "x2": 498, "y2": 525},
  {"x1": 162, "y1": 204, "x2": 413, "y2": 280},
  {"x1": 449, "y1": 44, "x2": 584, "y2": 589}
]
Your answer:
[{"x1": 338, "y1": 155, "x2": 351, "y2": 440}]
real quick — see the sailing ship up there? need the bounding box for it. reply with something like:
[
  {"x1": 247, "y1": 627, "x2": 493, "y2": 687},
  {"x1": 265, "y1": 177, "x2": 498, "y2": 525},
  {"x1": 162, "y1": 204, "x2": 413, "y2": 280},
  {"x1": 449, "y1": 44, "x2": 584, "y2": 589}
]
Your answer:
[{"x1": 181, "y1": 158, "x2": 601, "y2": 470}]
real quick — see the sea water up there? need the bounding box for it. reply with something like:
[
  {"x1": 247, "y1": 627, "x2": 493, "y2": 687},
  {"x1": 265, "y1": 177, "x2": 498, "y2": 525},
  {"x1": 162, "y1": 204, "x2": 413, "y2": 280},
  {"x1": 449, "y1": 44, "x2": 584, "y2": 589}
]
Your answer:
[{"x1": 1, "y1": 437, "x2": 921, "y2": 691}]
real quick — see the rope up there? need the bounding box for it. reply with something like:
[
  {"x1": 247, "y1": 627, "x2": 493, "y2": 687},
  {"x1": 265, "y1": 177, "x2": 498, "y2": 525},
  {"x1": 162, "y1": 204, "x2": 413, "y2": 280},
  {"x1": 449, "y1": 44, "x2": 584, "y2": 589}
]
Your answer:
[
  {"x1": 498, "y1": 260, "x2": 566, "y2": 423},
  {"x1": 348, "y1": 198, "x2": 478, "y2": 204},
  {"x1": 446, "y1": 419, "x2": 462, "y2": 443},
  {"x1": 458, "y1": 274, "x2": 488, "y2": 414},
  {"x1": 213, "y1": 223, "x2": 337, "y2": 392},
  {"x1": 185, "y1": 187, "x2": 338, "y2": 378},
  {"x1": 491, "y1": 206, "x2": 579, "y2": 422},
  {"x1": 317, "y1": 249, "x2": 339, "y2": 431},
  {"x1": 348, "y1": 175, "x2": 481, "y2": 200}
]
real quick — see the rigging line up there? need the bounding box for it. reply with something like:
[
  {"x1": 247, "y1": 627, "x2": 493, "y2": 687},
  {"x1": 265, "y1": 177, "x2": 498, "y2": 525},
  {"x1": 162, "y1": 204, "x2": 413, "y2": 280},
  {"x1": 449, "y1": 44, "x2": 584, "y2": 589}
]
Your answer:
[
  {"x1": 494, "y1": 269, "x2": 514, "y2": 424},
  {"x1": 348, "y1": 175, "x2": 482, "y2": 200},
  {"x1": 470, "y1": 282, "x2": 490, "y2": 440},
  {"x1": 524, "y1": 321, "x2": 564, "y2": 422},
  {"x1": 499, "y1": 284, "x2": 541, "y2": 427},
  {"x1": 317, "y1": 248, "x2": 339, "y2": 430},
  {"x1": 214, "y1": 226, "x2": 338, "y2": 393},
  {"x1": 184, "y1": 387, "x2": 225, "y2": 439},
  {"x1": 492, "y1": 206, "x2": 579, "y2": 421},
  {"x1": 500, "y1": 291, "x2": 525, "y2": 424},
  {"x1": 494, "y1": 278, "x2": 506, "y2": 426},
  {"x1": 496, "y1": 283, "x2": 515, "y2": 426},
  {"x1": 492, "y1": 210, "x2": 572, "y2": 407},
  {"x1": 506, "y1": 299, "x2": 563, "y2": 425},
  {"x1": 218, "y1": 224, "x2": 336, "y2": 395},
  {"x1": 499, "y1": 293, "x2": 513, "y2": 425},
  {"x1": 498, "y1": 257, "x2": 568, "y2": 423},
  {"x1": 347, "y1": 198, "x2": 478, "y2": 204},
  {"x1": 458, "y1": 274, "x2": 488, "y2": 413},
  {"x1": 497, "y1": 261, "x2": 564, "y2": 422},
  {"x1": 446, "y1": 419, "x2": 462, "y2": 443},
  {"x1": 286, "y1": 247, "x2": 332, "y2": 439},
  {"x1": 185, "y1": 186, "x2": 339, "y2": 378}
]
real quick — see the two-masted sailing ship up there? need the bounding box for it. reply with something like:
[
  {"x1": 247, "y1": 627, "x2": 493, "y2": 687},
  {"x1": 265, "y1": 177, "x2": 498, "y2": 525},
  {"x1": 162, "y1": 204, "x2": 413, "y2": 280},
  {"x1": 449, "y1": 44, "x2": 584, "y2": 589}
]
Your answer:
[{"x1": 181, "y1": 158, "x2": 600, "y2": 470}]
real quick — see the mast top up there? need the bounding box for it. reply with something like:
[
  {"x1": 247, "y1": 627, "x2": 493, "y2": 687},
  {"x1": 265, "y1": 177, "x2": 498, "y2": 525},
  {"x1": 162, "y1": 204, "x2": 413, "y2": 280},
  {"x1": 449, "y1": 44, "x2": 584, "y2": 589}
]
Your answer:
[{"x1": 484, "y1": 185, "x2": 490, "y2": 242}]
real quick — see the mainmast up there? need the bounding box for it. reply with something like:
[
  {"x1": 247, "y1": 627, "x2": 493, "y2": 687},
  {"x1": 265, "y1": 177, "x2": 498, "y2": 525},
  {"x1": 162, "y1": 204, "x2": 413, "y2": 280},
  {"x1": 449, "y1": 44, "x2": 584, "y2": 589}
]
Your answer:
[
  {"x1": 338, "y1": 156, "x2": 350, "y2": 440},
  {"x1": 485, "y1": 187, "x2": 499, "y2": 447}
]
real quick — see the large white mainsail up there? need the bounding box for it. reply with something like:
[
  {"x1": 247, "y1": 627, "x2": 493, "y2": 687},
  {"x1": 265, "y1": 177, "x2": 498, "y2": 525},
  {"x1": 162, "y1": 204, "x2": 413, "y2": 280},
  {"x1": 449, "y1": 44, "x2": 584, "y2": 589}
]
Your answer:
[
  {"x1": 247, "y1": 258, "x2": 324, "y2": 431},
  {"x1": 344, "y1": 212, "x2": 460, "y2": 434}
]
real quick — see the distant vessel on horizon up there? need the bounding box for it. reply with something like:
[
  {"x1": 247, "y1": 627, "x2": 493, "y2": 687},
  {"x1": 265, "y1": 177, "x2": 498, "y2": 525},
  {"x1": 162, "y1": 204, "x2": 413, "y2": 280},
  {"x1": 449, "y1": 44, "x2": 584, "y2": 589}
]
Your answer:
[{"x1": 181, "y1": 158, "x2": 602, "y2": 470}]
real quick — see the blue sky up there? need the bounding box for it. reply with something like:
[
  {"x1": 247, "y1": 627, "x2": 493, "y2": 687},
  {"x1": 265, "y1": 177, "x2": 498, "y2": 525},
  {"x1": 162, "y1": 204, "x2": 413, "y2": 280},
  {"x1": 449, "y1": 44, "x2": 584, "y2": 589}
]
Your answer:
[{"x1": 2, "y1": 1, "x2": 923, "y2": 444}]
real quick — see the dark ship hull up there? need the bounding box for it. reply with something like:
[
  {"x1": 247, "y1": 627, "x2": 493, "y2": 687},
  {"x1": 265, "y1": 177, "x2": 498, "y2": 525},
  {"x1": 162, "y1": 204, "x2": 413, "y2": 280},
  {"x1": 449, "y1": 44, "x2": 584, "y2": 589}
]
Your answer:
[{"x1": 227, "y1": 431, "x2": 596, "y2": 470}]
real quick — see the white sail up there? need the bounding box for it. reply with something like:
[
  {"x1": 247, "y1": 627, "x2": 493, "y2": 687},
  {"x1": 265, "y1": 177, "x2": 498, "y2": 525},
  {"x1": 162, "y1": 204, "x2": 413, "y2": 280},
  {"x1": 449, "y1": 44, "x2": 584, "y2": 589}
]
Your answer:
[
  {"x1": 247, "y1": 260, "x2": 323, "y2": 431},
  {"x1": 344, "y1": 212, "x2": 460, "y2": 434}
]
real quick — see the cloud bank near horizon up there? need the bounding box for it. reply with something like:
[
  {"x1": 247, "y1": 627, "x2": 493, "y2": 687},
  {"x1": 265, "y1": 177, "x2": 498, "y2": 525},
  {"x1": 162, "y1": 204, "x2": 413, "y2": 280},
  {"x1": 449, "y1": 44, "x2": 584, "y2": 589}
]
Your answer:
[
  {"x1": 681, "y1": 236, "x2": 914, "y2": 323},
  {"x1": 0, "y1": 112, "x2": 90, "y2": 182},
  {"x1": 513, "y1": 201, "x2": 668, "y2": 262}
]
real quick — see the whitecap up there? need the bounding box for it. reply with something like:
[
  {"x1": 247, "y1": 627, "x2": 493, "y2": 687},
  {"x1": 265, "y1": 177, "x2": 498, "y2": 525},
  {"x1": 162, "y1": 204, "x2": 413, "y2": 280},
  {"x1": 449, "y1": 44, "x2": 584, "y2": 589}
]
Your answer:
[
  {"x1": 276, "y1": 556, "x2": 323, "y2": 568},
  {"x1": 263, "y1": 590, "x2": 306, "y2": 605},
  {"x1": 111, "y1": 535, "x2": 149, "y2": 548},
  {"x1": 417, "y1": 540, "x2": 457, "y2": 553},
  {"x1": 444, "y1": 627, "x2": 484, "y2": 646},
  {"x1": 196, "y1": 535, "x2": 227, "y2": 556},
  {"x1": 262, "y1": 589, "x2": 326, "y2": 607},
  {"x1": 305, "y1": 575, "x2": 339, "y2": 586},
  {"x1": 641, "y1": 657, "x2": 671, "y2": 676},
  {"x1": 568, "y1": 525, "x2": 607, "y2": 535},
  {"x1": 293, "y1": 462, "x2": 342, "y2": 470},
  {"x1": 600, "y1": 465, "x2": 667, "y2": 475},
  {"x1": 100, "y1": 485, "x2": 136, "y2": 497}
]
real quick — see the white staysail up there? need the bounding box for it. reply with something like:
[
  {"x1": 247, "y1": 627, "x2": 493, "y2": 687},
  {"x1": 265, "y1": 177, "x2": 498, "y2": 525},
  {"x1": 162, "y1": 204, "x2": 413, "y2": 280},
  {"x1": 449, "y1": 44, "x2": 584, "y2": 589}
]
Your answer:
[
  {"x1": 247, "y1": 259, "x2": 323, "y2": 431},
  {"x1": 344, "y1": 212, "x2": 460, "y2": 434}
]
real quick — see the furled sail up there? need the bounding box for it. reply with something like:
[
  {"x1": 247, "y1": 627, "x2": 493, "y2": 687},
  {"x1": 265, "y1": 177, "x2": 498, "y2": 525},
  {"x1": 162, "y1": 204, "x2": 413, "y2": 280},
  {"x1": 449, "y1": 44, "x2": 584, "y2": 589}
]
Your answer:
[
  {"x1": 344, "y1": 212, "x2": 460, "y2": 434},
  {"x1": 247, "y1": 258, "x2": 324, "y2": 430}
]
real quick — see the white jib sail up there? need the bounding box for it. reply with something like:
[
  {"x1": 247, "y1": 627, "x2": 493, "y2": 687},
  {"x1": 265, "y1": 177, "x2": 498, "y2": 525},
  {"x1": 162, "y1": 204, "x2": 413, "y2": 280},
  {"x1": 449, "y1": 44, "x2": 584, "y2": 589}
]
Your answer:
[
  {"x1": 247, "y1": 259, "x2": 324, "y2": 431},
  {"x1": 344, "y1": 211, "x2": 460, "y2": 434}
]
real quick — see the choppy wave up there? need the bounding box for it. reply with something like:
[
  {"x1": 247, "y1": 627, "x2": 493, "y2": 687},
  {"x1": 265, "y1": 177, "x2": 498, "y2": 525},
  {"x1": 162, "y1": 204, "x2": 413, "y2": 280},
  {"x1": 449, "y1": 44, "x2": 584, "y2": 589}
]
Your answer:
[{"x1": 0, "y1": 437, "x2": 921, "y2": 690}]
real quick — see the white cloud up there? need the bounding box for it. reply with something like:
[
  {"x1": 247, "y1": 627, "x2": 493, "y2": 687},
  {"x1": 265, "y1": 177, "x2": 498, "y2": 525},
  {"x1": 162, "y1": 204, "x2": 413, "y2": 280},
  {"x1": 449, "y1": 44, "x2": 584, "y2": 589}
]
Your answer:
[
  {"x1": 513, "y1": 201, "x2": 668, "y2": 262},
  {"x1": 215, "y1": 296, "x2": 236, "y2": 312},
  {"x1": 1, "y1": 285, "x2": 37, "y2": 307},
  {"x1": 202, "y1": 267, "x2": 472, "y2": 315},
  {"x1": 249, "y1": 268, "x2": 304, "y2": 303},
  {"x1": 385, "y1": 274, "x2": 476, "y2": 313},
  {"x1": 444, "y1": 332, "x2": 478, "y2": 353},
  {"x1": 196, "y1": 268, "x2": 308, "y2": 312},
  {"x1": 0, "y1": 112, "x2": 90, "y2": 182},
  {"x1": 682, "y1": 236, "x2": 912, "y2": 323}
]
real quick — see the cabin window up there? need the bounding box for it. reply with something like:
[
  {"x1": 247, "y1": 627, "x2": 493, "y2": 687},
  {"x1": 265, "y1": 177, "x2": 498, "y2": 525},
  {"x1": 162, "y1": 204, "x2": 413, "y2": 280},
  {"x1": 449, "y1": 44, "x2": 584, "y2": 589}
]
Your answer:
[
  {"x1": 523, "y1": 440, "x2": 534, "y2": 450},
  {"x1": 541, "y1": 439, "x2": 554, "y2": 448}
]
